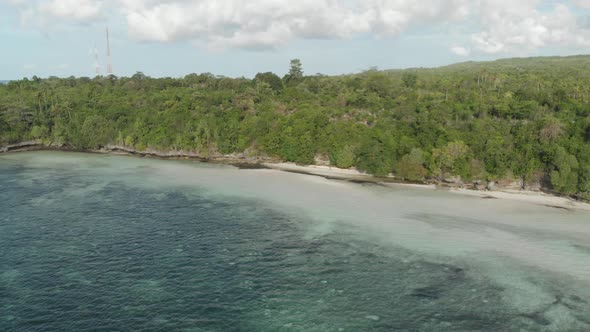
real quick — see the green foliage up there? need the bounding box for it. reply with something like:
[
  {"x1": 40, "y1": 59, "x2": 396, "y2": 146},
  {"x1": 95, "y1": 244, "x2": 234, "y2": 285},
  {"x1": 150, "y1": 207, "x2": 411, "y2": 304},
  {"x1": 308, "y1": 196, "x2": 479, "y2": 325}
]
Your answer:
[
  {"x1": 2, "y1": 55, "x2": 590, "y2": 198},
  {"x1": 550, "y1": 147, "x2": 579, "y2": 194},
  {"x1": 396, "y1": 148, "x2": 428, "y2": 181},
  {"x1": 254, "y1": 72, "x2": 283, "y2": 93},
  {"x1": 433, "y1": 141, "x2": 470, "y2": 178},
  {"x1": 331, "y1": 145, "x2": 356, "y2": 169},
  {"x1": 29, "y1": 125, "x2": 49, "y2": 139},
  {"x1": 286, "y1": 59, "x2": 304, "y2": 83},
  {"x1": 79, "y1": 115, "x2": 113, "y2": 149},
  {"x1": 356, "y1": 132, "x2": 396, "y2": 176},
  {"x1": 402, "y1": 72, "x2": 417, "y2": 89}
]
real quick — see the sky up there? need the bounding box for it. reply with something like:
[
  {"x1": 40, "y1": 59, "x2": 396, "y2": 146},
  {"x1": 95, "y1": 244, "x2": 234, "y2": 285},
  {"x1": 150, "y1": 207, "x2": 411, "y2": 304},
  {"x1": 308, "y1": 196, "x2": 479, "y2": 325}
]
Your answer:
[{"x1": 1, "y1": 0, "x2": 590, "y2": 79}]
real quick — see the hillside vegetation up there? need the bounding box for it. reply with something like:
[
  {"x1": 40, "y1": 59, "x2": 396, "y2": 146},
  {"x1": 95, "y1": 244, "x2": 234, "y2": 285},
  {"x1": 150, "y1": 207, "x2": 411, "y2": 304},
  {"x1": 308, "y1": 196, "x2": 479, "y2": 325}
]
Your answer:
[{"x1": 1, "y1": 56, "x2": 590, "y2": 199}]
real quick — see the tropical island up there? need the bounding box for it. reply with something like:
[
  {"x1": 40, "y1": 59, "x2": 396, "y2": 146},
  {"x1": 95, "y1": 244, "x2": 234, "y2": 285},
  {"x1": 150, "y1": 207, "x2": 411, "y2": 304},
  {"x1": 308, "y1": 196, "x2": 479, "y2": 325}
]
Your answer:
[{"x1": 1, "y1": 56, "x2": 589, "y2": 201}]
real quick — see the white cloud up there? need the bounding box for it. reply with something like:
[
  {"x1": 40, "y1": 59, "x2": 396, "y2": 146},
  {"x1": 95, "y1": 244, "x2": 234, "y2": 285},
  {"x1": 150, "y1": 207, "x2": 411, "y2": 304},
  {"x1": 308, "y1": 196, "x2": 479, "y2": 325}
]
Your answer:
[
  {"x1": 451, "y1": 46, "x2": 470, "y2": 56},
  {"x1": 470, "y1": 0, "x2": 590, "y2": 54},
  {"x1": 117, "y1": 0, "x2": 590, "y2": 53},
  {"x1": 121, "y1": 0, "x2": 471, "y2": 49},
  {"x1": 7, "y1": 0, "x2": 104, "y2": 24},
  {"x1": 39, "y1": 0, "x2": 103, "y2": 21},
  {"x1": 5, "y1": 0, "x2": 590, "y2": 56},
  {"x1": 573, "y1": 0, "x2": 590, "y2": 8}
]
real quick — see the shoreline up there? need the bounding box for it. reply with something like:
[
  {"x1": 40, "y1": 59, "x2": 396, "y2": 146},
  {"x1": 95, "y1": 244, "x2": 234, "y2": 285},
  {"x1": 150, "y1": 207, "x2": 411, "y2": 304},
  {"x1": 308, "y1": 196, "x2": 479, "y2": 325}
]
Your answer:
[
  {"x1": 261, "y1": 162, "x2": 590, "y2": 212},
  {"x1": 2, "y1": 142, "x2": 590, "y2": 212}
]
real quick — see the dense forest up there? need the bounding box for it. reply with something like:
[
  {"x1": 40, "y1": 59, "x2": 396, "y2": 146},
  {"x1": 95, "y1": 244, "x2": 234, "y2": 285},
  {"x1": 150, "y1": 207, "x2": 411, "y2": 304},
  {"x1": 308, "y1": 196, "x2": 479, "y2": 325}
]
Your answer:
[{"x1": 1, "y1": 56, "x2": 590, "y2": 199}]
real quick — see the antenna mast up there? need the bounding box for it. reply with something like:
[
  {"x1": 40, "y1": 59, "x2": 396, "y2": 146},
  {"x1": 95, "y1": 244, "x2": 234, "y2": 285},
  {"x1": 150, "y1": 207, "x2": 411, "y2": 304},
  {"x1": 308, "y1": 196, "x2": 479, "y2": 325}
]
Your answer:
[{"x1": 106, "y1": 28, "x2": 113, "y2": 75}]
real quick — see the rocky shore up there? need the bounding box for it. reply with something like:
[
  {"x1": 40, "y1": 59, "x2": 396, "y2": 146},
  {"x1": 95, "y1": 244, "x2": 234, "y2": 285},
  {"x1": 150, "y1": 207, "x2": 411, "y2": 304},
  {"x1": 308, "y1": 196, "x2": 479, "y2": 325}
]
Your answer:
[
  {"x1": 0, "y1": 141, "x2": 45, "y2": 153},
  {"x1": 0, "y1": 142, "x2": 275, "y2": 165}
]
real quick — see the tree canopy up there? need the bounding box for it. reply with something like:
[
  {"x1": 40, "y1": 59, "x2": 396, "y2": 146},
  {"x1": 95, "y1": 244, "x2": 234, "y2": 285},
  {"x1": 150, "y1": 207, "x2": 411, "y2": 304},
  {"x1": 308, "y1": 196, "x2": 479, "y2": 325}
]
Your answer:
[{"x1": 1, "y1": 56, "x2": 590, "y2": 200}]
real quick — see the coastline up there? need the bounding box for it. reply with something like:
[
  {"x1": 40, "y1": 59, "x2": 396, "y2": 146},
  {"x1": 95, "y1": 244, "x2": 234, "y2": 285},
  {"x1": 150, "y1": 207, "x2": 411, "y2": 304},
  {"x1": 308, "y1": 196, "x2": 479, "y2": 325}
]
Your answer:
[
  {"x1": 262, "y1": 162, "x2": 590, "y2": 212},
  {"x1": 2, "y1": 142, "x2": 590, "y2": 212}
]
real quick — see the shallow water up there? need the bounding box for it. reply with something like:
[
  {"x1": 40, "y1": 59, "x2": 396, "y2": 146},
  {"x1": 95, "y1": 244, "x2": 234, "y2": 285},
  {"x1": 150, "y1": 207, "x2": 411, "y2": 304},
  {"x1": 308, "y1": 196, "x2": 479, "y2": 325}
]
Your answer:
[{"x1": 1, "y1": 151, "x2": 589, "y2": 331}]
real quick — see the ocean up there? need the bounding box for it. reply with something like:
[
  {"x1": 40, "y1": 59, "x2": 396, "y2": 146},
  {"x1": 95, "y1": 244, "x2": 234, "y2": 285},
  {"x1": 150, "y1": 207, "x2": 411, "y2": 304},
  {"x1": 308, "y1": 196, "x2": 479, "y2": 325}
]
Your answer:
[{"x1": 1, "y1": 151, "x2": 589, "y2": 331}]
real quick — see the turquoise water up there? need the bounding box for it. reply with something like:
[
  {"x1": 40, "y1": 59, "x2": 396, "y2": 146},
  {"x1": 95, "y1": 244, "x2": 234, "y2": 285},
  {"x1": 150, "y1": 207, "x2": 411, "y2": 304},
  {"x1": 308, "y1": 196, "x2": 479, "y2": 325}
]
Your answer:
[{"x1": 1, "y1": 152, "x2": 590, "y2": 331}]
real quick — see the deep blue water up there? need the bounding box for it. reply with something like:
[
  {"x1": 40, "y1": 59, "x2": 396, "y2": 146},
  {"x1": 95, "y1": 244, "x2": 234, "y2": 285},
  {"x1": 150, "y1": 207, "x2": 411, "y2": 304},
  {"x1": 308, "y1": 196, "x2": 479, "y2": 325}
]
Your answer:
[{"x1": 1, "y1": 152, "x2": 589, "y2": 331}]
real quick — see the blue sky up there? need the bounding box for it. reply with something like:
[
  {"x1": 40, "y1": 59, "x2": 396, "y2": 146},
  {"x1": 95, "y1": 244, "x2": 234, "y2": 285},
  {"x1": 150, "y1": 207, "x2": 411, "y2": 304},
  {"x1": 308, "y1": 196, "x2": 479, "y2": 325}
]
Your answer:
[{"x1": 1, "y1": 0, "x2": 590, "y2": 79}]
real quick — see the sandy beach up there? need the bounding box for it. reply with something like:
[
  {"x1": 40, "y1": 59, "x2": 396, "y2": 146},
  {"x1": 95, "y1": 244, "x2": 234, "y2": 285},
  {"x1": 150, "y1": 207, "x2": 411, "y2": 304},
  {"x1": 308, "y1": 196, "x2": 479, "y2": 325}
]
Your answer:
[
  {"x1": 262, "y1": 162, "x2": 374, "y2": 179},
  {"x1": 448, "y1": 188, "x2": 590, "y2": 212},
  {"x1": 2, "y1": 146, "x2": 590, "y2": 212},
  {"x1": 262, "y1": 162, "x2": 590, "y2": 212}
]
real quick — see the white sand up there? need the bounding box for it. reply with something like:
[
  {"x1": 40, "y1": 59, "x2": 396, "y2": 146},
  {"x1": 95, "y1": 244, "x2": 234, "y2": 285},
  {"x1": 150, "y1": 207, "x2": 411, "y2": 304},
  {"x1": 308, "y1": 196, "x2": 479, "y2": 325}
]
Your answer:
[
  {"x1": 262, "y1": 162, "x2": 373, "y2": 178},
  {"x1": 262, "y1": 162, "x2": 590, "y2": 212},
  {"x1": 450, "y1": 188, "x2": 590, "y2": 211}
]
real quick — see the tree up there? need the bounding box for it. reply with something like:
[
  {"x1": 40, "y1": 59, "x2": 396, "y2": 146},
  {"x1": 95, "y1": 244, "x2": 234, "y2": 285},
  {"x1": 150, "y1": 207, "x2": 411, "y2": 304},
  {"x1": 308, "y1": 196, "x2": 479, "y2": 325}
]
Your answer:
[
  {"x1": 286, "y1": 59, "x2": 304, "y2": 82},
  {"x1": 80, "y1": 115, "x2": 113, "y2": 149},
  {"x1": 396, "y1": 148, "x2": 428, "y2": 181},
  {"x1": 550, "y1": 147, "x2": 579, "y2": 194},
  {"x1": 331, "y1": 145, "x2": 356, "y2": 169},
  {"x1": 254, "y1": 72, "x2": 283, "y2": 93},
  {"x1": 2, "y1": 55, "x2": 590, "y2": 200},
  {"x1": 356, "y1": 132, "x2": 396, "y2": 176},
  {"x1": 513, "y1": 143, "x2": 541, "y2": 185},
  {"x1": 131, "y1": 71, "x2": 148, "y2": 81},
  {"x1": 539, "y1": 117, "x2": 564, "y2": 142},
  {"x1": 433, "y1": 141, "x2": 470, "y2": 178},
  {"x1": 576, "y1": 144, "x2": 590, "y2": 197},
  {"x1": 29, "y1": 125, "x2": 49, "y2": 139},
  {"x1": 402, "y1": 72, "x2": 417, "y2": 89}
]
